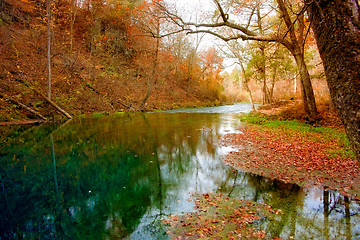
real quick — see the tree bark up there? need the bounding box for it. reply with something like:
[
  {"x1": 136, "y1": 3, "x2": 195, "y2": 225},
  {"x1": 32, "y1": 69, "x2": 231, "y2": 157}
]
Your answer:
[
  {"x1": 47, "y1": 0, "x2": 52, "y2": 99},
  {"x1": 293, "y1": 51, "x2": 318, "y2": 117},
  {"x1": 306, "y1": 0, "x2": 360, "y2": 163}
]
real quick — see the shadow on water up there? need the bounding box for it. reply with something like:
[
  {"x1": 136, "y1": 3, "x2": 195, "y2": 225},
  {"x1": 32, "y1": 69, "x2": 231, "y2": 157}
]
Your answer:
[{"x1": 0, "y1": 104, "x2": 359, "y2": 239}]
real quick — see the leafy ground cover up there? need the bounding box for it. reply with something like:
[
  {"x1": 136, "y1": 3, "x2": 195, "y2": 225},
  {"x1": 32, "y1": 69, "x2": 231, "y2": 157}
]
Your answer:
[
  {"x1": 222, "y1": 113, "x2": 360, "y2": 199},
  {"x1": 163, "y1": 193, "x2": 281, "y2": 240}
]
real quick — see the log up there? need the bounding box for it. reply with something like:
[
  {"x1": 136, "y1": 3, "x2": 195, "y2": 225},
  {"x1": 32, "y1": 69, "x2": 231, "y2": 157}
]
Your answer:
[
  {"x1": 0, "y1": 120, "x2": 45, "y2": 126},
  {"x1": 16, "y1": 79, "x2": 73, "y2": 119},
  {"x1": 0, "y1": 93, "x2": 47, "y2": 121}
]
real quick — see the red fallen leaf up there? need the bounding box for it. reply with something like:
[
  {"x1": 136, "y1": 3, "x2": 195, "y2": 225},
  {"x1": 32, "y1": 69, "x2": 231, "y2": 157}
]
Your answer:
[
  {"x1": 182, "y1": 222, "x2": 192, "y2": 226},
  {"x1": 221, "y1": 124, "x2": 360, "y2": 198}
]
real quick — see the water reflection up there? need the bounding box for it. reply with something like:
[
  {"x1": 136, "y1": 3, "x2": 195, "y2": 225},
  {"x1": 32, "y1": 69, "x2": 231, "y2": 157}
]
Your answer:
[{"x1": 0, "y1": 110, "x2": 359, "y2": 239}]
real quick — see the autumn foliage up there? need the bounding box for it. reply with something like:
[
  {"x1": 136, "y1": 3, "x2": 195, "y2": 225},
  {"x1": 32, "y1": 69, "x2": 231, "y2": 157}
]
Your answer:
[{"x1": 0, "y1": 0, "x2": 225, "y2": 121}]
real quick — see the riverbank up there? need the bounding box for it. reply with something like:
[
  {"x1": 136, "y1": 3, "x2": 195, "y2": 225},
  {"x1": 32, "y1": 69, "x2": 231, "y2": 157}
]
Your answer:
[{"x1": 221, "y1": 113, "x2": 360, "y2": 200}]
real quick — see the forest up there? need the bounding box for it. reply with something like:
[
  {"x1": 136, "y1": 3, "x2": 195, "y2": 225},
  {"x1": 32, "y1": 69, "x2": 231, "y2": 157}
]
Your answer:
[
  {"x1": 0, "y1": 0, "x2": 331, "y2": 119},
  {"x1": 1, "y1": 0, "x2": 359, "y2": 160},
  {"x1": 0, "y1": 0, "x2": 228, "y2": 121},
  {"x1": 1, "y1": 0, "x2": 360, "y2": 239}
]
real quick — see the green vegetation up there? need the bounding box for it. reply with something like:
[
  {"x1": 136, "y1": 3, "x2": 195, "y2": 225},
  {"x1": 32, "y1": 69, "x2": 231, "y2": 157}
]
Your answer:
[{"x1": 240, "y1": 113, "x2": 354, "y2": 159}]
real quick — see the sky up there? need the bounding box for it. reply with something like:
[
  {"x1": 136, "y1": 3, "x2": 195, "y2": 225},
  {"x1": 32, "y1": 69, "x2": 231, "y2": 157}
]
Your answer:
[
  {"x1": 163, "y1": 0, "x2": 238, "y2": 72},
  {"x1": 170, "y1": 0, "x2": 215, "y2": 20}
]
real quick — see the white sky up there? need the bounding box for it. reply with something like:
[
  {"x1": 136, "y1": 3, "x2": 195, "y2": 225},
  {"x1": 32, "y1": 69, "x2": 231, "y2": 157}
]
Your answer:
[
  {"x1": 164, "y1": 0, "x2": 238, "y2": 73},
  {"x1": 170, "y1": 0, "x2": 215, "y2": 19}
]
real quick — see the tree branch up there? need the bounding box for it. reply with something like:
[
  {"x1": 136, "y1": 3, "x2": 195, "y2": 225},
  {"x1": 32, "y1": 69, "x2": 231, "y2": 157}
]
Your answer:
[
  {"x1": 213, "y1": 0, "x2": 229, "y2": 22},
  {"x1": 186, "y1": 29, "x2": 278, "y2": 43}
]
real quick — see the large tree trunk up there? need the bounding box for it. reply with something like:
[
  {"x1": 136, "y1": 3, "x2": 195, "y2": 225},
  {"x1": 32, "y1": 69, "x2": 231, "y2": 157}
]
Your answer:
[{"x1": 306, "y1": 0, "x2": 360, "y2": 163}]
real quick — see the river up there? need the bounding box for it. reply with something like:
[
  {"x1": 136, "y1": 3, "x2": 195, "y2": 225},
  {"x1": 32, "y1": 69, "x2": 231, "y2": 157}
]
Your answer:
[{"x1": 0, "y1": 103, "x2": 359, "y2": 239}]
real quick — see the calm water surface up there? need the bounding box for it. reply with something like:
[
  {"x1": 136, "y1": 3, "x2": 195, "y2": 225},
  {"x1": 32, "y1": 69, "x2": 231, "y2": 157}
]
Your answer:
[{"x1": 0, "y1": 103, "x2": 359, "y2": 239}]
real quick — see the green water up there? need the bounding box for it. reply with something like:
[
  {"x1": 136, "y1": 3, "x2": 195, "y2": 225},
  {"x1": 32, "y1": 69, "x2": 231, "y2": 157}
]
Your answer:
[{"x1": 0, "y1": 105, "x2": 359, "y2": 239}]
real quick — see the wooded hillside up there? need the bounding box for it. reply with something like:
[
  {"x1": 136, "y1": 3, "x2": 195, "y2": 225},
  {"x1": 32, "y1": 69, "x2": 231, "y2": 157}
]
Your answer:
[{"x1": 0, "y1": 0, "x2": 226, "y2": 122}]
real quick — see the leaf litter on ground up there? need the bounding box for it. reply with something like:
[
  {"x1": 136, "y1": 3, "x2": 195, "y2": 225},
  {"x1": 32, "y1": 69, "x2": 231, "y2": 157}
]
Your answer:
[
  {"x1": 221, "y1": 120, "x2": 360, "y2": 200},
  {"x1": 163, "y1": 193, "x2": 281, "y2": 239}
]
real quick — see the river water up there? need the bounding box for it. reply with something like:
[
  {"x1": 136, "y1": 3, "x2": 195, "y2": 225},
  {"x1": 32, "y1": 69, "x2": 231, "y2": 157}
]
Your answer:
[{"x1": 0, "y1": 103, "x2": 359, "y2": 239}]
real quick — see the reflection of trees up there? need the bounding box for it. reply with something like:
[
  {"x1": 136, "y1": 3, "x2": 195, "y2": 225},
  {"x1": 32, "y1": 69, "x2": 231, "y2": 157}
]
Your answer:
[
  {"x1": 238, "y1": 174, "x2": 303, "y2": 238},
  {"x1": 324, "y1": 190, "x2": 330, "y2": 240},
  {"x1": 344, "y1": 196, "x2": 351, "y2": 240},
  {"x1": 0, "y1": 113, "x2": 232, "y2": 238},
  {"x1": 0, "y1": 116, "x2": 161, "y2": 238},
  {"x1": 322, "y1": 191, "x2": 354, "y2": 240},
  {"x1": 1, "y1": 113, "x2": 359, "y2": 239}
]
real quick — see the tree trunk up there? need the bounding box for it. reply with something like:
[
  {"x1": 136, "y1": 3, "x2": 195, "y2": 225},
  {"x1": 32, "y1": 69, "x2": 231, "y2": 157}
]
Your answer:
[
  {"x1": 0, "y1": 93, "x2": 47, "y2": 121},
  {"x1": 139, "y1": 17, "x2": 160, "y2": 110},
  {"x1": 276, "y1": 0, "x2": 318, "y2": 118},
  {"x1": 18, "y1": 79, "x2": 73, "y2": 119},
  {"x1": 306, "y1": 0, "x2": 360, "y2": 163},
  {"x1": 47, "y1": 0, "x2": 52, "y2": 99},
  {"x1": 256, "y1": 3, "x2": 270, "y2": 105},
  {"x1": 293, "y1": 52, "x2": 318, "y2": 118},
  {"x1": 70, "y1": 0, "x2": 78, "y2": 52},
  {"x1": 239, "y1": 62, "x2": 255, "y2": 111}
]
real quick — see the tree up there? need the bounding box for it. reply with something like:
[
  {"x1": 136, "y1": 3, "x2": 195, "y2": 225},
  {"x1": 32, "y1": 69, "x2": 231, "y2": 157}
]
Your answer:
[
  {"x1": 306, "y1": 0, "x2": 360, "y2": 163},
  {"x1": 139, "y1": 8, "x2": 160, "y2": 110},
  {"x1": 47, "y1": 0, "x2": 52, "y2": 99},
  {"x1": 222, "y1": 41, "x2": 256, "y2": 110},
  {"x1": 69, "y1": 0, "x2": 78, "y2": 52},
  {"x1": 159, "y1": 0, "x2": 318, "y2": 117}
]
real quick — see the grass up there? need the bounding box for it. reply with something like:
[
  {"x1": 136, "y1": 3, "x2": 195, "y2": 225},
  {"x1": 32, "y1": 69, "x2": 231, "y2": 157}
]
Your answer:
[{"x1": 240, "y1": 113, "x2": 354, "y2": 159}]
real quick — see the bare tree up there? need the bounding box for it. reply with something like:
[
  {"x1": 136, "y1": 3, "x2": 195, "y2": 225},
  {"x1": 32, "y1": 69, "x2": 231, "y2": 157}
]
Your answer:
[
  {"x1": 220, "y1": 41, "x2": 256, "y2": 110},
  {"x1": 47, "y1": 0, "x2": 52, "y2": 99},
  {"x1": 69, "y1": 0, "x2": 78, "y2": 52},
  {"x1": 158, "y1": 0, "x2": 318, "y2": 118}
]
